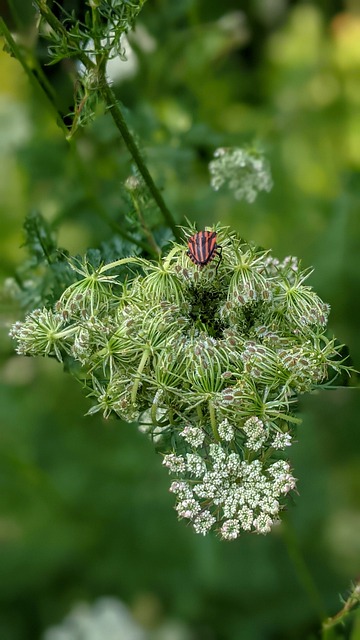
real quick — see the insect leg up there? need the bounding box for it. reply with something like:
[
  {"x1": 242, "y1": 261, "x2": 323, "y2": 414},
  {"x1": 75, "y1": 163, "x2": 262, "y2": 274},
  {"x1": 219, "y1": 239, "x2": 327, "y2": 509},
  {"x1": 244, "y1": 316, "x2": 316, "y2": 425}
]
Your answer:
[{"x1": 215, "y1": 246, "x2": 222, "y2": 274}]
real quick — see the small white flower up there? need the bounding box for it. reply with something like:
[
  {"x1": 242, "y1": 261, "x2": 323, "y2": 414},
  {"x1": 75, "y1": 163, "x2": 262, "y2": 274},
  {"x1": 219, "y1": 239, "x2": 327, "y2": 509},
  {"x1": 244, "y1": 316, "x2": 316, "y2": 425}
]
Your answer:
[
  {"x1": 271, "y1": 432, "x2": 292, "y2": 450},
  {"x1": 186, "y1": 453, "x2": 206, "y2": 478},
  {"x1": 193, "y1": 511, "x2": 216, "y2": 535},
  {"x1": 42, "y1": 597, "x2": 146, "y2": 640},
  {"x1": 226, "y1": 453, "x2": 241, "y2": 477},
  {"x1": 169, "y1": 481, "x2": 193, "y2": 500},
  {"x1": 209, "y1": 443, "x2": 227, "y2": 462},
  {"x1": 238, "y1": 506, "x2": 253, "y2": 531},
  {"x1": 176, "y1": 498, "x2": 201, "y2": 519},
  {"x1": 162, "y1": 454, "x2": 186, "y2": 474},
  {"x1": 260, "y1": 496, "x2": 280, "y2": 515},
  {"x1": 220, "y1": 519, "x2": 241, "y2": 540},
  {"x1": 180, "y1": 425, "x2": 205, "y2": 448},
  {"x1": 269, "y1": 460, "x2": 296, "y2": 494},
  {"x1": 253, "y1": 513, "x2": 273, "y2": 534},
  {"x1": 218, "y1": 418, "x2": 234, "y2": 441},
  {"x1": 243, "y1": 416, "x2": 267, "y2": 451}
]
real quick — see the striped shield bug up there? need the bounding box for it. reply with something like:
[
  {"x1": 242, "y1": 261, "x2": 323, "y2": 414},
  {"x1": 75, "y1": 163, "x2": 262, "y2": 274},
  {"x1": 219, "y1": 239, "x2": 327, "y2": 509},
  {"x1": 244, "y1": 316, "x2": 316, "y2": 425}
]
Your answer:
[{"x1": 187, "y1": 230, "x2": 222, "y2": 273}]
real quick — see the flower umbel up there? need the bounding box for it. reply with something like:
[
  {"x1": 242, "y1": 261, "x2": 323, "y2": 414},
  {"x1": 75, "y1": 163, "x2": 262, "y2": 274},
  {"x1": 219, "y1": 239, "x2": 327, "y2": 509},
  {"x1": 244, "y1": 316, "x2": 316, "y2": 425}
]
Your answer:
[
  {"x1": 209, "y1": 147, "x2": 273, "y2": 202},
  {"x1": 10, "y1": 225, "x2": 351, "y2": 539}
]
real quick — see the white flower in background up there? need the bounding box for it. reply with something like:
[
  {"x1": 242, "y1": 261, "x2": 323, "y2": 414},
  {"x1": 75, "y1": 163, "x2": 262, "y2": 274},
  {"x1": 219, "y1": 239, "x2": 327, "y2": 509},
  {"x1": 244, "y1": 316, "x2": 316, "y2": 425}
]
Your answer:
[
  {"x1": 42, "y1": 597, "x2": 193, "y2": 640},
  {"x1": 209, "y1": 147, "x2": 273, "y2": 202},
  {"x1": 43, "y1": 598, "x2": 146, "y2": 640}
]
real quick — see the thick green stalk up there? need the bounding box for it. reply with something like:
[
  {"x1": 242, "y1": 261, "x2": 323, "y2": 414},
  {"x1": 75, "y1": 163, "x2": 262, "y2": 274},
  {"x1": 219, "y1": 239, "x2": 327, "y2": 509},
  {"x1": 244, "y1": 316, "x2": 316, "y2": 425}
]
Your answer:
[{"x1": 208, "y1": 399, "x2": 220, "y2": 442}]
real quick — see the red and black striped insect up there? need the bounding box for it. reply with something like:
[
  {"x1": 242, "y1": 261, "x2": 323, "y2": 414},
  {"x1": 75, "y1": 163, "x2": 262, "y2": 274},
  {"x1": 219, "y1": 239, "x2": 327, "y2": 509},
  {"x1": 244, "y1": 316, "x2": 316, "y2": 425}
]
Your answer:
[{"x1": 187, "y1": 230, "x2": 222, "y2": 273}]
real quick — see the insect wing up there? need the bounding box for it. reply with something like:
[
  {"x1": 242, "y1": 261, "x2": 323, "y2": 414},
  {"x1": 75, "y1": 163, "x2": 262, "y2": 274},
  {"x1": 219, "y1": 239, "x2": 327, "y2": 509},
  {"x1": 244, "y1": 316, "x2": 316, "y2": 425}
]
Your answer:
[{"x1": 188, "y1": 231, "x2": 217, "y2": 266}]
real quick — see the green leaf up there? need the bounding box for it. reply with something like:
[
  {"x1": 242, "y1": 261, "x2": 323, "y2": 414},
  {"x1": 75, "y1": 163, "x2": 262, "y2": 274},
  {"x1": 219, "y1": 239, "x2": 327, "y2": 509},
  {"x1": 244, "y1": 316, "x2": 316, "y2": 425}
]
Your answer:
[
  {"x1": 22, "y1": 210, "x2": 58, "y2": 265},
  {"x1": 14, "y1": 211, "x2": 75, "y2": 310}
]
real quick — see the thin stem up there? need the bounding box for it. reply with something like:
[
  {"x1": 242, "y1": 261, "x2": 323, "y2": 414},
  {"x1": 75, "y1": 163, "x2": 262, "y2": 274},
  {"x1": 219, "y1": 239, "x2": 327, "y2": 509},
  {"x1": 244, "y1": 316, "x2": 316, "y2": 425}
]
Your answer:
[
  {"x1": 151, "y1": 398, "x2": 158, "y2": 425},
  {"x1": 99, "y1": 80, "x2": 179, "y2": 239},
  {"x1": 163, "y1": 245, "x2": 181, "y2": 269},
  {"x1": 151, "y1": 390, "x2": 166, "y2": 425},
  {"x1": 131, "y1": 348, "x2": 150, "y2": 405},
  {"x1": 96, "y1": 201, "x2": 158, "y2": 257},
  {"x1": 0, "y1": 18, "x2": 68, "y2": 136},
  {"x1": 91, "y1": 2, "x2": 107, "y2": 76},
  {"x1": 6, "y1": 0, "x2": 22, "y2": 30},
  {"x1": 99, "y1": 256, "x2": 144, "y2": 273},
  {"x1": 321, "y1": 580, "x2": 360, "y2": 639},
  {"x1": 32, "y1": 0, "x2": 95, "y2": 70},
  {"x1": 131, "y1": 196, "x2": 161, "y2": 256},
  {"x1": 69, "y1": 145, "x2": 159, "y2": 257},
  {"x1": 281, "y1": 515, "x2": 327, "y2": 623},
  {"x1": 66, "y1": 86, "x2": 89, "y2": 140}
]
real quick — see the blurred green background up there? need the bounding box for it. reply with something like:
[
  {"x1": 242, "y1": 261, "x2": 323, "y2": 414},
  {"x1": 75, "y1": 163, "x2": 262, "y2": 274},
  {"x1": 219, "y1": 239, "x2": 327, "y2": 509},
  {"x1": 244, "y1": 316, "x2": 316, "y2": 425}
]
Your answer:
[{"x1": 1, "y1": 1, "x2": 360, "y2": 638}]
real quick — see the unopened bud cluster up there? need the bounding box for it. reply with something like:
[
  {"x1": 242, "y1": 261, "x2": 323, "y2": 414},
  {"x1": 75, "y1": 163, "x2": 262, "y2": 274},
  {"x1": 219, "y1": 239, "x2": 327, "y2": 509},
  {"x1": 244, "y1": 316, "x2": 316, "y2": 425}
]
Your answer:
[{"x1": 10, "y1": 226, "x2": 349, "y2": 539}]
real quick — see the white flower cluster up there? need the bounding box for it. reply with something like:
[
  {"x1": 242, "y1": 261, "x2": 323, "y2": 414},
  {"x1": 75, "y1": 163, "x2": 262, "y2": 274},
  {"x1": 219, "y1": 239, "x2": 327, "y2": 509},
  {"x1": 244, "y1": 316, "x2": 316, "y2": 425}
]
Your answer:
[
  {"x1": 165, "y1": 444, "x2": 296, "y2": 539},
  {"x1": 271, "y1": 431, "x2": 292, "y2": 450},
  {"x1": 243, "y1": 416, "x2": 267, "y2": 451},
  {"x1": 218, "y1": 418, "x2": 234, "y2": 441},
  {"x1": 180, "y1": 425, "x2": 205, "y2": 448},
  {"x1": 209, "y1": 147, "x2": 273, "y2": 203}
]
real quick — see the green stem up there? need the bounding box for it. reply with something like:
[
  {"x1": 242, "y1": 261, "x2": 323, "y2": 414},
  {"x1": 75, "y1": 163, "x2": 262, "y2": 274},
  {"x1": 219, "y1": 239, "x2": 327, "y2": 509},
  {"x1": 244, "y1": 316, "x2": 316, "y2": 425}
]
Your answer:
[
  {"x1": 33, "y1": 0, "x2": 94, "y2": 70},
  {"x1": 208, "y1": 399, "x2": 220, "y2": 442},
  {"x1": 68, "y1": 146, "x2": 158, "y2": 257},
  {"x1": 6, "y1": 0, "x2": 22, "y2": 30},
  {"x1": 151, "y1": 400, "x2": 158, "y2": 425},
  {"x1": 131, "y1": 348, "x2": 150, "y2": 405},
  {"x1": 99, "y1": 256, "x2": 145, "y2": 273},
  {"x1": 131, "y1": 196, "x2": 161, "y2": 256},
  {"x1": 162, "y1": 245, "x2": 180, "y2": 269},
  {"x1": 0, "y1": 18, "x2": 68, "y2": 136},
  {"x1": 99, "y1": 80, "x2": 179, "y2": 239},
  {"x1": 95, "y1": 201, "x2": 158, "y2": 257},
  {"x1": 151, "y1": 391, "x2": 164, "y2": 425},
  {"x1": 281, "y1": 515, "x2": 327, "y2": 624},
  {"x1": 321, "y1": 580, "x2": 360, "y2": 639}
]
